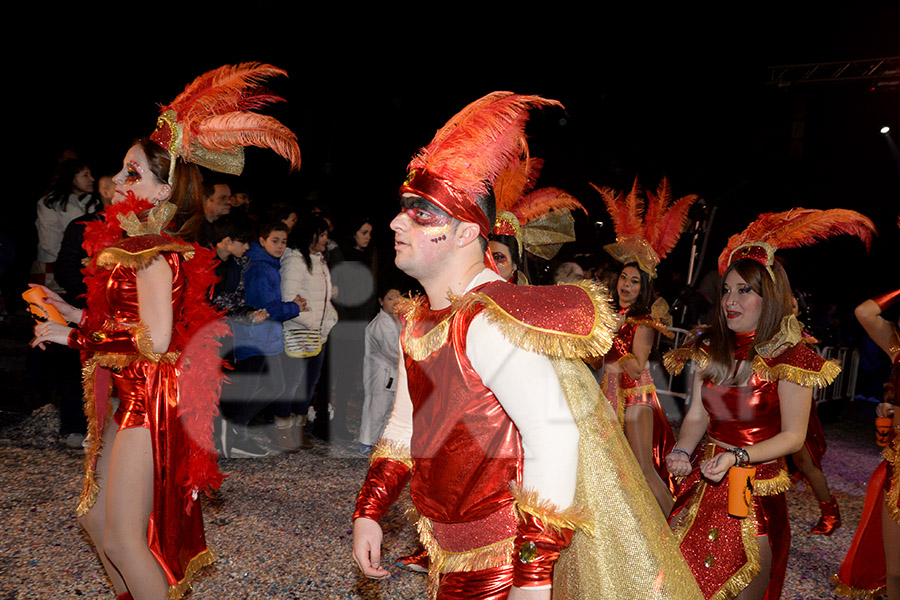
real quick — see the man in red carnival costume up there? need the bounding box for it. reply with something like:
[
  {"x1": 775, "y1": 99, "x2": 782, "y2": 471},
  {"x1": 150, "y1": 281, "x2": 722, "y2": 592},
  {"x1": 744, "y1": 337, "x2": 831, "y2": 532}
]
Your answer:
[{"x1": 351, "y1": 92, "x2": 703, "y2": 600}]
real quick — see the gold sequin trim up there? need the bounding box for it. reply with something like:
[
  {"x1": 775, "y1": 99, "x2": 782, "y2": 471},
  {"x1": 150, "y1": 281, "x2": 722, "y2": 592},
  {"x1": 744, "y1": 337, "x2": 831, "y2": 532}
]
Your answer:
[
  {"x1": 118, "y1": 201, "x2": 177, "y2": 237},
  {"x1": 510, "y1": 484, "x2": 593, "y2": 536},
  {"x1": 96, "y1": 241, "x2": 194, "y2": 271},
  {"x1": 670, "y1": 445, "x2": 762, "y2": 600},
  {"x1": 831, "y1": 574, "x2": 885, "y2": 600},
  {"x1": 751, "y1": 355, "x2": 841, "y2": 388},
  {"x1": 755, "y1": 315, "x2": 803, "y2": 359},
  {"x1": 168, "y1": 547, "x2": 215, "y2": 600},
  {"x1": 417, "y1": 516, "x2": 515, "y2": 600},
  {"x1": 884, "y1": 436, "x2": 900, "y2": 526},
  {"x1": 369, "y1": 439, "x2": 414, "y2": 470},
  {"x1": 77, "y1": 356, "x2": 104, "y2": 517}
]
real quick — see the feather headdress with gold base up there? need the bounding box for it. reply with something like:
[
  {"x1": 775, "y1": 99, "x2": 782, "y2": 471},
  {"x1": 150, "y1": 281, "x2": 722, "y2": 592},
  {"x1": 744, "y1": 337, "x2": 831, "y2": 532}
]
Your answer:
[
  {"x1": 591, "y1": 177, "x2": 699, "y2": 278},
  {"x1": 492, "y1": 156, "x2": 587, "y2": 260},
  {"x1": 400, "y1": 92, "x2": 563, "y2": 241},
  {"x1": 150, "y1": 62, "x2": 301, "y2": 181},
  {"x1": 718, "y1": 208, "x2": 876, "y2": 277}
]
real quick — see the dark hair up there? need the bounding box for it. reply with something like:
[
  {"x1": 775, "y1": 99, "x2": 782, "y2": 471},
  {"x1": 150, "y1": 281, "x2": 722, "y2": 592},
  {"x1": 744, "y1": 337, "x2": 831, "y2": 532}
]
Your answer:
[
  {"x1": 42, "y1": 159, "x2": 99, "y2": 212},
  {"x1": 288, "y1": 215, "x2": 330, "y2": 272},
  {"x1": 701, "y1": 258, "x2": 793, "y2": 384},
  {"x1": 259, "y1": 221, "x2": 290, "y2": 241},
  {"x1": 612, "y1": 262, "x2": 655, "y2": 315},
  {"x1": 488, "y1": 233, "x2": 531, "y2": 282},
  {"x1": 212, "y1": 215, "x2": 254, "y2": 245},
  {"x1": 473, "y1": 187, "x2": 497, "y2": 253},
  {"x1": 131, "y1": 138, "x2": 205, "y2": 241},
  {"x1": 269, "y1": 202, "x2": 298, "y2": 223},
  {"x1": 344, "y1": 215, "x2": 373, "y2": 249}
]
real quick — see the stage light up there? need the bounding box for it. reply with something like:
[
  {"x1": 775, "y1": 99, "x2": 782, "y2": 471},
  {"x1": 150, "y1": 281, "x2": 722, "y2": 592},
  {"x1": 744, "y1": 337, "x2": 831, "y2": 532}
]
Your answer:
[{"x1": 881, "y1": 126, "x2": 891, "y2": 134}]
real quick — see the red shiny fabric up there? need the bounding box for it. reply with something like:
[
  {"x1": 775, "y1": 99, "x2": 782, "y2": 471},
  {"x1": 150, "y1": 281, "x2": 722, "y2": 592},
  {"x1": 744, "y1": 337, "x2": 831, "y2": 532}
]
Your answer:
[
  {"x1": 437, "y1": 564, "x2": 515, "y2": 599},
  {"x1": 78, "y1": 247, "x2": 209, "y2": 591},
  {"x1": 670, "y1": 446, "x2": 789, "y2": 600},
  {"x1": 353, "y1": 458, "x2": 412, "y2": 523},
  {"x1": 512, "y1": 511, "x2": 574, "y2": 588},
  {"x1": 404, "y1": 294, "x2": 523, "y2": 525},
  {"x1": 400, "y1": 169, "x2": 492, "y2": 239},
  {"x1": 703, "y1": 375, "x2": 782, "y2": 448},
  {"x1": 834, "y1": 460, "x2": 889, "y2": 596}
]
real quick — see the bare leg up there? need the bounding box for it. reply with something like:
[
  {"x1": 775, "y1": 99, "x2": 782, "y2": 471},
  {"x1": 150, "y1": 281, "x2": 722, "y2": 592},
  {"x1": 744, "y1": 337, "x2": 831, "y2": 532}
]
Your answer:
[
  {"x1": 77, "y1": 421, "x2": 128, "y2": 595},
  {"x1": 624, "y1": 404, "x2": 674, "y2": 516},
  {"x1": 791, "y1": 445, "x2": 832, "y2": 502},
  {"x1": 736, "y1": 534, "x2": 772, "y2": 600},
  {"x1": 885, "y1": 501, "x2": 900, "y2": 600},
  {"x1": 103, "y1": 426, "x2": 168, "y2": 599}
]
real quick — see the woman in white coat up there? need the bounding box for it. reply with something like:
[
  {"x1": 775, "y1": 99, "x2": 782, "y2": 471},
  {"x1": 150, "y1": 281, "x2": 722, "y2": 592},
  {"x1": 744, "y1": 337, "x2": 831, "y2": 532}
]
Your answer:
[{"x1": 278, "y1": 215, "x2": 338, "y2": 450}]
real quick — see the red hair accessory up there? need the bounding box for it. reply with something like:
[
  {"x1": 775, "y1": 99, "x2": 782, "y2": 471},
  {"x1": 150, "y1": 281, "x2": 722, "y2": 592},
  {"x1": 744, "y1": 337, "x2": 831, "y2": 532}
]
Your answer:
[{"x1": 401, "y1": 92, "x2": 563, "y2": 240}]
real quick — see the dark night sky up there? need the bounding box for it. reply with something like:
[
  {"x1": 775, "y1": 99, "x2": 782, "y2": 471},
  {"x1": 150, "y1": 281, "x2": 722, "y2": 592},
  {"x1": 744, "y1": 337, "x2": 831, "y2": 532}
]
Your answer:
[{"x1": 6, "y1": 5, "x2": 899, "y2": 316}]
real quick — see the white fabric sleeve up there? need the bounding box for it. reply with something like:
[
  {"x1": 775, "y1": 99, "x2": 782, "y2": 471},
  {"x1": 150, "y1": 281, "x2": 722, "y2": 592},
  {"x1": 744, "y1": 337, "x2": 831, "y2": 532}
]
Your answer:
[
  {"x1": 379, "y1": 338, "x2": 413, "y2": 448},
  {"x1": 466, "y1": 314, "x2": 579, "y2": 509}
]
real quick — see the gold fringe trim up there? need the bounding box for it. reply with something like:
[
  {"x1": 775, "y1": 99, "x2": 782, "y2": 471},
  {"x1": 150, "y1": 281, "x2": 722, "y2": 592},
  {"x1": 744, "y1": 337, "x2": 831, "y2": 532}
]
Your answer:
[
  {"x1": 671, "y1": 445, "x2": 762, "y2": 600},
  {"x1": 470, "y1": 279, "x2": 617, "y2": 360},
  {"x1": 118, "y1": 201, "x2": 176, "y2": 237},
  {"x1": 663, "y1": 346, "x2": 708, "y2": 375},
  {"x1": 627, "y1": 315, "x2": 674, "y2": 338},
  {"x1": 167, "y1": 547, "x2": 215, "y2": 600},
  {"x1": 369, "y1": 439, "x2": 414, "y2": 470},
  {"x1": 709, "y1": 503, "x2": 762, "y2": 600},
  {"x1": 77, "y1": 356, "x2": 103, "y2": 517},
  {"x1": 510, "y1": 484, "x2": 594, "y2": 536},
  {"x1": 417, "y1": 516, "x2": 515, "y2": 600},
  {"x1": 831, "y1": 574, "x2": 885, "y2": 600},
  {"x1": 884, "y1": 437, "x2": 900, "y2": 526},
  {"x1": 752, "y1": 355, "x2": 841, "y2": 388},
  {"x1": 402, "y1": 316, "x2": 451, "y2": 361},
  {"x1": 754, "y1": 467, "x2": 792, "y2": 496},
  {"x1": 92, "y1": 350, "x2": 180, "y2": 371}
]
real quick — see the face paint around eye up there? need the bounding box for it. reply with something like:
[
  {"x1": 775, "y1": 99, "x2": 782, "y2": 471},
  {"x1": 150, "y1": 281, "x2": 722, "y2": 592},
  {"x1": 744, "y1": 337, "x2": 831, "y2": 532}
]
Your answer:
[{"x1": 492, "y1": 252, "x2": 509, "y2": 264}]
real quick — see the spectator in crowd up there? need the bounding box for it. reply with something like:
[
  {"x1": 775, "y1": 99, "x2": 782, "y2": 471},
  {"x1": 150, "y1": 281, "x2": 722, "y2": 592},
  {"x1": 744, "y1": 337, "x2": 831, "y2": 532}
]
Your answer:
[
  {"x1": 225, "y1": 221, "x2": 306, "y2": 458},
  {"x1": 278, "y1": 215, "x2": 338, "y2": 451},
  {"x1": 357, "y1": 284, "x2": 403, "y2": 455},
  {"x1": 33, "y1": 158, "x2": 100, "y2": 293}
]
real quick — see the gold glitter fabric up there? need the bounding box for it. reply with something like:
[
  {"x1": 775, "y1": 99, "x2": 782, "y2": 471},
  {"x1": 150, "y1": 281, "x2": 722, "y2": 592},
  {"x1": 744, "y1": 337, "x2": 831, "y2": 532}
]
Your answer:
[
  {"x1": 400, "y1": 280, "x2": 617, "y2": 362},
  {"x1": 550, "y1": 358, "x2": 703, "y2": 599}
]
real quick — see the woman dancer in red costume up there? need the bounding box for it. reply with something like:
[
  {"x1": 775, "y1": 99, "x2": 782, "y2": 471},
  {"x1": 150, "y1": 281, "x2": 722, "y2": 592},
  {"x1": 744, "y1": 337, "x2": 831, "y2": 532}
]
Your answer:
[
  {"x1": 833, "y1": 286, "x2": 900, "y2": 599},
  {"x1": 592, "y1": 177, "x2": 698, "y2": 516},
  {"x1": 664, "y1": 208, "x2": 874, "y2": 600},
  {"x1": 30, "y1": 64, "x2": 300, "y2": 600}
]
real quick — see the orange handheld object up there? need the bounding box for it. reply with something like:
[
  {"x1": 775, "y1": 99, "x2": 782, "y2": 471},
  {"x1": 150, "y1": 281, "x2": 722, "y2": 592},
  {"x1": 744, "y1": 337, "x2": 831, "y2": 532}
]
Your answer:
[
  {"x1": 727, "y1": 465, "x2": 756, "y2": 518},
  {"x1": 875, "y1": 416, "x2": 894, "y2": 447},
  {"x1": 22, "y1": 287, "x2": 66, "y2": 324}
]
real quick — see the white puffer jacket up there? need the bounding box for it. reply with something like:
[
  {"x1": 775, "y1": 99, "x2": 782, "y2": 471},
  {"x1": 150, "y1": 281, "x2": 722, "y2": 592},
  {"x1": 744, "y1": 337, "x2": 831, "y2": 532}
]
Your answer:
[{"x1": 280, "y1": 249, "x2": 338, "y2": 343}]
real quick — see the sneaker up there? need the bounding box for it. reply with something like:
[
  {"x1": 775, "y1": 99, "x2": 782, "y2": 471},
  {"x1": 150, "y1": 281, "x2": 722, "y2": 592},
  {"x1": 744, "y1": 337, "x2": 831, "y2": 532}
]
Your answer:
[
  {"x1": 358, "y1": 444, "x2": 373, "y2": 456},
  {"x1": 223, "y1": 425, "x2": 269, "y2": 459},
  {"x1": 64, "y1": 433, "x2": 85, "y2": 449}
]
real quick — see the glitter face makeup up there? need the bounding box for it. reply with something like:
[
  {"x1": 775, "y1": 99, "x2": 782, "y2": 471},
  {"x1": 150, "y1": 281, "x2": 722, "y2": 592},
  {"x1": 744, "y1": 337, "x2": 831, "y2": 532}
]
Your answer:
[
  {"x1": 112, "y1": 145, "x2": 169, "y2": 204},
  {"x1": 488, "y1": 240, "x2": 515, "y2": 281},
  {"x1": 391, "y1": 194, "x2": 459, "y2": 279}
]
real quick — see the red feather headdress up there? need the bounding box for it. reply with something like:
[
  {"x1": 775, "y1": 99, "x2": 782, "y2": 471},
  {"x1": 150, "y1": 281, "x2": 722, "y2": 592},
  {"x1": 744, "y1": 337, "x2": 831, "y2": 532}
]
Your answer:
[
  {"x1": 718, "y1": 208, "x2": 876, "y2": 277},
  {"x1": 591, "y1": 177, "x2": 699, "y2": 278},
  {"x1": 150, "y1": 62, "x2": 301, "y2": 181},
  {"x1": 492, "y1": 156, "x2": 587, "y2": 260},
  {"x1": 400, "y1": 92, "x2": 563, "y2": 241}
]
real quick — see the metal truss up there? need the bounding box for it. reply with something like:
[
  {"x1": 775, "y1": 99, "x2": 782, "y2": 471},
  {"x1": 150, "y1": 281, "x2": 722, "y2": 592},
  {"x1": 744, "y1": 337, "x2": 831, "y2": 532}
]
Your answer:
[{"x1": 767, "y1": 57, "x2": 900, "y2": 86}]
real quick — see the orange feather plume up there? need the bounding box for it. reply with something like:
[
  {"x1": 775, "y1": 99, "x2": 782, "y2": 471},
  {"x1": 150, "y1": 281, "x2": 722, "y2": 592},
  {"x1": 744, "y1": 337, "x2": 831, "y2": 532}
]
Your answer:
[
  {"x1": 408, "y1": 92, "x2": 562, "y2": 200},
  {"x1": 515, "y1": 188, "x2": 587, "y2": 224},
  {"x1": 495, "y1": 157, "x2": 543, "y2": 213},
  {"x1": 718, "y1": 208, "x2": 876, "y2": 274},
  {"x1": 153, "y1": 62, "x2": 301, "y2": 172},
  {"x1": 592, "y1": 177, "x2": 698, "y2": 261}
]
